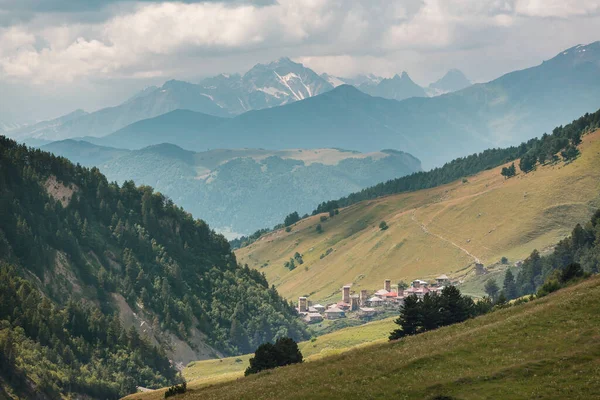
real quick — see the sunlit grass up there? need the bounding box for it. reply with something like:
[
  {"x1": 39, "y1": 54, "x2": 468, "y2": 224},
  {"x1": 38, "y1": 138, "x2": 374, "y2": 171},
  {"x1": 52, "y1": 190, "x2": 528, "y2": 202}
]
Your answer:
[{"x1": 126, "y1": 276, "x2": 600, "y2": 400}]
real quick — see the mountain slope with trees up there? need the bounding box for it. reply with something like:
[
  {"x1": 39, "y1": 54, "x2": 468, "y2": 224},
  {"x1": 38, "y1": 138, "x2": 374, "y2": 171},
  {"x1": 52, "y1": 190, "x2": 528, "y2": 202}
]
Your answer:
[{"x1": 0, "y1": 136, "x2": 307, "y2": 398}]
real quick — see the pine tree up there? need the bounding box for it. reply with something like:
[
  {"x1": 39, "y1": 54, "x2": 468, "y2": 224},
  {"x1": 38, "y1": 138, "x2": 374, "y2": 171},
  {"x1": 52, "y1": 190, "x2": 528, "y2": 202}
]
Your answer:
[
  {"x1": 389, "y1": 295, "x2": 420, "y2": 340},
  {"x1": 503, "y1": 269, "x2": 517, "y2": 300},
  {"x1": 484, "y1": 279, "x2": 500, "y2": 300},
  {"x1": 439, "y1": 286, "x2": 470, "y2": 325}
]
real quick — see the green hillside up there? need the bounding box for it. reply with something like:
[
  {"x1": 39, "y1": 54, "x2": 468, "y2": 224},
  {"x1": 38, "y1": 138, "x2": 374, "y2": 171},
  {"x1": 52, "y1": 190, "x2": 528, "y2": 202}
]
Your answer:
[
  {"x1": 182, "y1": 317, "x2": 396, "y2": 390},
  {"x1": 0, "y1": 136, "x2": 306, "y2": 399},
  {"x1": 127, "y1": 274, "x2": 600, "y2": 400},
  {"x1": 236, "y1": 129, "x2": 600, "y2": 303}
]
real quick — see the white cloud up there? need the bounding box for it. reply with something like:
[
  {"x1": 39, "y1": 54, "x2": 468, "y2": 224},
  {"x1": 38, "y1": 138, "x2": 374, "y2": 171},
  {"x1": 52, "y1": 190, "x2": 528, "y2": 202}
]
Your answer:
[
  {"x1": 0, "y1": 0, "x2": 598, "y2": 86},
  {"x1": 514, "y1": 0, "x2": 600, "y2": 18}
]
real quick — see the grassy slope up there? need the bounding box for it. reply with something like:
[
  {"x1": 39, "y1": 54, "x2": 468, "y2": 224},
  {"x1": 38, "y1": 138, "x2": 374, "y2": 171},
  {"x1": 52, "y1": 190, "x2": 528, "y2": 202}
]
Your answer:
[
  {"x1": 127, "y1": 275, "x2": 600, "y2": 400},
  {"x1": 125, "y1": 317, "x2": 397, "y2": 399},
  {"x1": 236, "y1": 130, "x2": 600, "y2": 302}
]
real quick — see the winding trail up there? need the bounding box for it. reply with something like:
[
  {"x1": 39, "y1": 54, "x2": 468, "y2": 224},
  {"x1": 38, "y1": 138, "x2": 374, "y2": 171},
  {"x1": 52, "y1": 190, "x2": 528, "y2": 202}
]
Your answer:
[{"x1": 411, "y1": 209, "x2": 481, "y2": 264}]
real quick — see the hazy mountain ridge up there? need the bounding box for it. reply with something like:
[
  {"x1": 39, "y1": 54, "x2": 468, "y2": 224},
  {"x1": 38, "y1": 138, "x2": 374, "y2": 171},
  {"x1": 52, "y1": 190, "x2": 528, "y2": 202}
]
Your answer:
[
  {"x1": 10, "y1": 41, "x2": 600, "y2": 169},
  {"x1": 199, "y1": 42, "x2": 600, "y2": 167},
  {"x1": 42, "y1": 140, "x2": 422, "y2": 235},
  {"x1": 9, "y1": 58, "x2": 333, "y2": 142},
  {"x1": 426, "y1": 69, "x2": 472, "y2": 96},
  {"x1": 10, "y1": 58, "x2": 466, "y2": 144},
  {"x1": 357, "y1": 71, "x2": 428, "y2": 101},
  {"x1": 198, "y1": 57, "x2": 334, "y2": 114}
]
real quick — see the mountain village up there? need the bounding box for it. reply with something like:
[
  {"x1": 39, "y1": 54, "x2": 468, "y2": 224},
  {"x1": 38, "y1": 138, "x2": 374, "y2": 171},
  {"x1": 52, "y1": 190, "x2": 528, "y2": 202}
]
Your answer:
[{"x1": 297, "y1": 274, "x2": 453, "y2": 324}]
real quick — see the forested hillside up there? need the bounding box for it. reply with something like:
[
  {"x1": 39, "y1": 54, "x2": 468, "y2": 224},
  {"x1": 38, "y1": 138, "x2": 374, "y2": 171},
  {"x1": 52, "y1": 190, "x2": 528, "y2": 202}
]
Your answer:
[{"x1": 0, "y1": 136, "x2": 307, "y2": 399}]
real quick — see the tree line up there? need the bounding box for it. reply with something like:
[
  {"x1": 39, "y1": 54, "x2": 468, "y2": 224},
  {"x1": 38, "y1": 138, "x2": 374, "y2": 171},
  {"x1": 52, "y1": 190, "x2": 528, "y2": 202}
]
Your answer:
[
  {"x1": 389, "y1": 286, "x2": 492, "y2": 340},
  {"x1": 500, "y1": 209, "x2": 600, "y2": 301}
]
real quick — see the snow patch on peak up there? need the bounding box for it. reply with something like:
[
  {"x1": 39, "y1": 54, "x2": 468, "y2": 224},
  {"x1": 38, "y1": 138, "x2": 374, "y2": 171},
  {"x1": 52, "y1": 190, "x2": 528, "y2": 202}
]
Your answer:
[
  {"x1": 256, "y1": 87, "x2": 289, "y2": 98},
  {"x1": 281, "y1": 72, "x2": 300, "y2": 82}
]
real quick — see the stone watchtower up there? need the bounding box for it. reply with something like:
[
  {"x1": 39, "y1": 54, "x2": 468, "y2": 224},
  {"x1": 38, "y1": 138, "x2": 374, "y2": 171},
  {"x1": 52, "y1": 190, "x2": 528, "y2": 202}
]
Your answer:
[
  {"x1": 298, "y1": 296, "x2": 308, "y2": 312},
  {"x1": 342, "y1": 285, "x2": 351, "y2": 303},
  {"x1": 360, "y1": 289, "x2": 368, "y2": 306}
]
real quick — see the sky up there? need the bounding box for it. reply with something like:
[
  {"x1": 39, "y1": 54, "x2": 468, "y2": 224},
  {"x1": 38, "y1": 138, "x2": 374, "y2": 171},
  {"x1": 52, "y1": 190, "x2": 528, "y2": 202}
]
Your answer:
[{"x1": 1, "y1": 0, "x2": 599, "y2": 124}]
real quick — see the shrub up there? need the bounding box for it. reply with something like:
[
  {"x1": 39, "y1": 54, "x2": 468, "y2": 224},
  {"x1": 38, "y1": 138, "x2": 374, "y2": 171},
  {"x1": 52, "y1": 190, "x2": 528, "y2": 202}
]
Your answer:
[
  {"x1": 315, "y1": 224, "x2": 323, "y2": 234},
  {"x1": 164, "y1": 382, "x2": 186, "y2": 398},
  {"x1": 560, "y1": 262, "x2": 583, "y2": 283},
  {"x1": 379, "y1": 221, "x2": 388, "y2": 231},
  {"x1": 320, "y1": 215, "x2": 328, "y2": 222},
  {"x1": 245, "y1": 337, "x2": 303, "y2": 376}
]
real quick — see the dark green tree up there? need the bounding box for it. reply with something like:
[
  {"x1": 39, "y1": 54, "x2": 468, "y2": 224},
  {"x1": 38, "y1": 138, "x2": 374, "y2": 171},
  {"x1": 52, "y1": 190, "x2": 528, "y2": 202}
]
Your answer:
[
  {"x1": 439, "y1": 286, "x2": 471, "y2": 326},
  {"x1": 519, "y1": 153, "x2": 536, "y2": 173},
  {"x1": 389, "y1": 295, "x2": 420, "y2": 340},
  {"x1": 284, "y1": 212, "x2": 300, "y2": 227},
  {"x1": 501, "y1": 163, "x2": 516, "y2": 178},
  {"x1": 560, "y1": 262, "x2": 583, "y2": 283},
  {"x1": 419, "y1": 293, "x2": 441, "y2": 332},
  {"x1": 244, "y1": 337, "x2": 303, "y2": 376},
  {"x1": 502, "y1": 269, "x2": 518, "y2": 300},
  {"x1": 484, "y1": 279, "x2": 500, "y2": 301},
  {"x1": 561, "y1": 145, "x2": 580, "y2": 161}
]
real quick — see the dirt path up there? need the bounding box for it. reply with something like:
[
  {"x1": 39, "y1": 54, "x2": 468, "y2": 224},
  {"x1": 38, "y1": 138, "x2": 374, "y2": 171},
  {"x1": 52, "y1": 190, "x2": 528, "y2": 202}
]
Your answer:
[{"x1": 411, "y1": 209, "x2": 481, "y2": 264}]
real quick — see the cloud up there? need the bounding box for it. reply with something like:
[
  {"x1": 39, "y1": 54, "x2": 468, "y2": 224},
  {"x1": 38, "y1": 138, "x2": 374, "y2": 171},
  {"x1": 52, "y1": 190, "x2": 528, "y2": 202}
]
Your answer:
[
  {"x1": 0, "y1": 0, "x2": 599, "y2": 85},
  {"x1": 514, "y1": 0, "x2": 600, "y2": 18}
]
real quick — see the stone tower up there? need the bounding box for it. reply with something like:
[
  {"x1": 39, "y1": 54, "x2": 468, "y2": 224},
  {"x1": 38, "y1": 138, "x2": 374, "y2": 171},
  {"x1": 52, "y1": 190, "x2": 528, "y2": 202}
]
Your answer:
[{"x1": 342, "y1": 285, "x2": 351, "y2": 303}]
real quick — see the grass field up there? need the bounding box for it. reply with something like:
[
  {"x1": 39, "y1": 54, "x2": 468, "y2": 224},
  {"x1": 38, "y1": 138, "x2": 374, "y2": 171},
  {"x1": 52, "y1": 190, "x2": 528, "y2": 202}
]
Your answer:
[
  {"x1": 236, "y1": 130, "x2": 600, "y2": 303},
  {"x1": 126, "y1": 275, "x2": 600, "y2": 400},
  {"x1": 125, "y1": 317, "x2": 397, "y2": 399}
]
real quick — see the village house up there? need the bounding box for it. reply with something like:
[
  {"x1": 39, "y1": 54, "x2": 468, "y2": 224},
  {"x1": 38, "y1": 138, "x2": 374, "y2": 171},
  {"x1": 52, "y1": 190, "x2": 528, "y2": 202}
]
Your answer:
[
  {"x1": 304, "y1": 312, "x2": 324, "y2": 324},
  {"x1": 298, "y1": 276, "x2": 456, "y2": 324},
  {"x1": 312, "y1": 304, "x2": 326, "y2": 313},
  {"x1": 324, "y1": 307, "x2": 345, "y2": 320},
  {"x1": 367, "y1": 296, "x2": 384, "y2": 307},
  {"x1": 359, "y1": 307, "x2": 377, "y2": 317},
  {"x1": 436, "y1": 274, "x2": 450, "y2": 286}
]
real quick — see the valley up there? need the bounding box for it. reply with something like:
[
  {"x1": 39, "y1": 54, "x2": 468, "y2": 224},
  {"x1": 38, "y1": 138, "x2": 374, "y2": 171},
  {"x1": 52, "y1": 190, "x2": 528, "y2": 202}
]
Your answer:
[
  {"x1": 41, "y1": 139, "x2": 421, "y2": 236},
  {"x1": 1, "y1": 9, "x2": 600, "y2": 397}
]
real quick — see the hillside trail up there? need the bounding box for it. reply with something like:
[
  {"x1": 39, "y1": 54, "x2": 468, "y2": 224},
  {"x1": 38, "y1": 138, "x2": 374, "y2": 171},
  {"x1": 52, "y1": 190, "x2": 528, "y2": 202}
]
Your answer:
[{"x1": 411, "y1": 209, "x2": 481, "y2": 264}]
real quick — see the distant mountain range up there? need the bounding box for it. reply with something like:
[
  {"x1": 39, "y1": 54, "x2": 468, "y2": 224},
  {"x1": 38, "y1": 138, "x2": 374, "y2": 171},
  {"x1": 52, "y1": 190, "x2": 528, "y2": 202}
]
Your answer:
[
  {"x1": 42, "y1": 139, "x2": 422, "y2": 235},
  {"x1": 12, "y1": 41, "x2": 600, "y2": 168},
  {"x1": 426, "y1": 69, "x2": 472, "y2": 96},
  {"x1": 10, "y1": 58, "x2": 469, "y2": 143},
  {"x1": 357, "y1": 72, "x2": 428, "y2": 101},
  {"x1": 112, "y1": 41, "x2": 600, "y2": 167}
]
